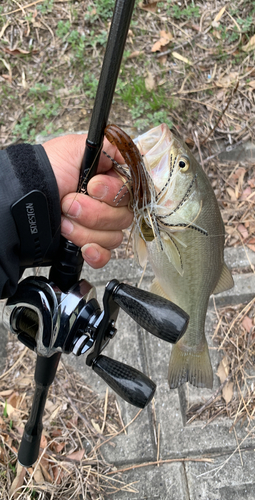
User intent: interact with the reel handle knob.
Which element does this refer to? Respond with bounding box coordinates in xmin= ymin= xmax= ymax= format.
xmin=92 ymin=355 xmax=156 ymax=408
xmin=113 ymin=283 xmax=189 ymax=344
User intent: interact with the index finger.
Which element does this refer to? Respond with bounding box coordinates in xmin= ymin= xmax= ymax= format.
xmin=97 ymin=137 xmax=124 ymax=173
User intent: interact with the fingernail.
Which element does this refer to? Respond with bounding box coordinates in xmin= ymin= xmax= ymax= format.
xmin=82 ymin=244 xmax=100 ymax=262
xmin=61 ymin=217 xmax=73 ymax=235
xmin=62 ymin=200 xmax=81 ymax=218
xmin=90 ymin=182 xmax=108 ymax=200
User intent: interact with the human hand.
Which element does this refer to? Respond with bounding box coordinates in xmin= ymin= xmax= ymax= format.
xmin=43 ymin=134 xmax=133 ymax=268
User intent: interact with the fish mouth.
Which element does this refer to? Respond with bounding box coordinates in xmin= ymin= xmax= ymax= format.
xmin=134 ymin=124 xmax=175 ymax=177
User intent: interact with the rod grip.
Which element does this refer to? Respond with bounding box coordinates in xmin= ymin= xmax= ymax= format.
xmin=18 ymin=353 xmax=61 ymax=467
xmin=92 ymin=355 xmax=156 ymax=408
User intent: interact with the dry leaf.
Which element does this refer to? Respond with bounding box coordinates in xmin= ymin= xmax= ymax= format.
xmin=91 ymin=419 xmax=101 ymax=433
xmin=222 ymin=381 xmax=234 ymax=404
xmin=242 ymin=34 xmax=255 ymax=52
xmin=217 ymin=356 xmax=229 ymax=384
xmin=240 ymin=186 xmax=255 ymax=201
xmin=216 ymin=72 xmax=239 ymax=87
xmin=40 ymin=463 xmax=53 ymax=483
xmin=172 ymin=52 xmax=193 ymax=65
xmin=66 ymin=449 xmax=85 ymax=461
xmin=0 ymin=389 xmax=14 ymax=397
xmin=51 ymin=428 xmax=63 ymax=438
xmin=242 ymin=316 xmax=253 ymax=333
xmin=0 ymin=401 xmax=18 ymax=418
xmin=8 ymin=392 xmax=21 ymax=409
xmin=226 ymin=186 xmax=236 ymax=201
xmin=160 ymin=30 xmax=173 ymax=41
xmin=158 ymin=54 xmax=167 ymax=64
xmin=240 ymin=186 xmax=252 ymax=200
xmin=248 ymin=80 xmax=255 ymax=89
xmin=127 ymin=50 xmax=143 ymax=59
xmin=52 ymin=441 xmax=65 ymax=453
xmin=237 ymin=224 xmax=249 ymax=240
xmin=230 ymin=167 xmax=246 ymax=181
xmin=40 ymin=434 xmax=48 ymax=449
xmin=145 ymin=71 xmax=156 ymax=91
xmin=3 ymin=47 xmax=30 ymax=56
xmin=152 ymin=37 xmax=170 ymax=52
xmin=212 ymin=6 xmax=226 ymax=27
xmin=9 ymin=463 xmax=26 ymax=497
xmin=247 ymin=243 xmax=255 ymax=252
xmin=0 ymin=447 xmax=6 ymax=464
xmin=139 ymin=0 xmax=158 ymax=13
xmin=16 ymin=376 xmax=33 ymax=387
xmin=33 ymin=465 xmax=45 ymax=484
xmin=0 ymin=416 xmax=5 ymax=427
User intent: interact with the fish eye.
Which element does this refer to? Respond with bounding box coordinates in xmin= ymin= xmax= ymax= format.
xmin=179 ymin=156 xmax=190 ymax=172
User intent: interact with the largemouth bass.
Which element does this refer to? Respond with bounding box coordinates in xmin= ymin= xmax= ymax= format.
xmin=105 ymin=123 xmax=234 ymax=389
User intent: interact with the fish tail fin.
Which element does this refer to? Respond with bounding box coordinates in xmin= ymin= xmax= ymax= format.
xmin=168 ymin=343 xmax=213 ymax=389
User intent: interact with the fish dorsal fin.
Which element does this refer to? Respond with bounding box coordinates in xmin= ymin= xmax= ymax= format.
xmin=213 ymin=263 xmax=234 ymax=295
xmin=150 ymin=279 xmax=171 ymax=300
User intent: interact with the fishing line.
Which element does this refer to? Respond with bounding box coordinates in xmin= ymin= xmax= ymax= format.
xmin=155 ymin=154 xmax=175 ymax=202
xmin=160 ymin=221 xmax=208 ymax=236
xmin=157 ymin=173 xmax=198 ymax=219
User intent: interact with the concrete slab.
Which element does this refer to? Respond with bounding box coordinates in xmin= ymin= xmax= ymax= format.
xmin=144 ymin=316 xmax=254 ymax=460
xmin=109 ymin=462 xmax=189 ymax=500
xmin=185 ymin=450 xmax=255 ymax=500
xmin=0 ymin=246 xmax=255 ymax=499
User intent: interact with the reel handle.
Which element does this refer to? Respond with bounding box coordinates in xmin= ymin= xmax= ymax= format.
xmin=113 ymin=282 xmax=189 ymax=344
xmin=92 ymin=355 xmax=156 ymax=408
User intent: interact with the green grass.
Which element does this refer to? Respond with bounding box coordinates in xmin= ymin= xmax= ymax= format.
xmin=13 ymin=102 xmax=61 ymax=141
xmin=115 ymin=74 xmax=176 ymax=130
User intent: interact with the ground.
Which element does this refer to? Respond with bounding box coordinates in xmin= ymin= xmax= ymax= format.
xmin=0 ymin=1 xmax=255 ymax=498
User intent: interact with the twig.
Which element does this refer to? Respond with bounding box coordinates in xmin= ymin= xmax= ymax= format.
xmin=201 ymin=82 xmax=239 ymax=145
xmin=156 ymin=423 xmax=160 ymax=466
xmin=211 ymin=425 xmax=255 ymax=477
xmin=218 ymin=297 xmax=255 ymax=350
xmin=101 ymin=388 xmax=108 ymax=434
xmin=106 ymin=456 xmax=214 ymax=475
xmin=93 ymin=409 xmax=143 ymax=452
xmin=3 ymin=0 xmax=68 ymax=15
xmin=0 ymin=347 xmax=28 ymax=381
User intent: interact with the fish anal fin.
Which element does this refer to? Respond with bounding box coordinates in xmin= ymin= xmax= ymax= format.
xmin=150 ymin=279 xmax=172 ymax=301
xmin=168 ymin=342 xmax=213 ymax=389
xmin=213 ymin=263 xmax=234 ymax=295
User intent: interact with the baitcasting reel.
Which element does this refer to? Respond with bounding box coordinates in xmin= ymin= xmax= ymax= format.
xmin=3 ymin=273 xmax=189 ymax=466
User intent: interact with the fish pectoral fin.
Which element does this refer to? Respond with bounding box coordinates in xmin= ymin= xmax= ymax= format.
xmin=134 ymin=232 xmax=148 ymax=268
xmin=150 ymin=279 xmax=172 ymax=300
xmin=212 ymin=263 xmax=234 ymax=295
xmin=168 ymin=342 xmax=213 ymax=389
xmin=162 ymin=233 xmax=184 ymax=276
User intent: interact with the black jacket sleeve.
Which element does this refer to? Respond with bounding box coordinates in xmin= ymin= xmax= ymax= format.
xmin=0 ymin=144 xmax=61 ymax=299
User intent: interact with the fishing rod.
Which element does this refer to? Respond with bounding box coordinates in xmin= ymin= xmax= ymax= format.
xmin=3 ymin=0 xmax=189 ymax=468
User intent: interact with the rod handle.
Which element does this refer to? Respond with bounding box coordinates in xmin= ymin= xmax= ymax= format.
xmin=18 ymin=353 xmax=61 ymax=467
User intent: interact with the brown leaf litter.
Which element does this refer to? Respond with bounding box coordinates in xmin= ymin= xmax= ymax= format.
xmin=0 ymin=338 xmax=136 ymax=499
xmin=187 ymin=299 xmax=255 ymax=428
